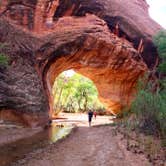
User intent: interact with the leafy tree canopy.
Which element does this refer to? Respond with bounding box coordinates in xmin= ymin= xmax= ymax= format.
xmin=153 ymin=30 xmax=166 ymax=74
xmin=52 ymin=71 xmax=105 ymax=114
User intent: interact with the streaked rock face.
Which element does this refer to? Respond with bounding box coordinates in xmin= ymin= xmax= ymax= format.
xmin=0 ymin=0 xmax=162 ymax=126
xmin=45 ymin=15 xmax=147 ymax=114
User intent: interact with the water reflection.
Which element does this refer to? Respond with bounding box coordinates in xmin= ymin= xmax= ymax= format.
xmin=0 ymin=122 xmax=74 ymax=166
xmin=49 ymin=123 xmax=73 ymax=143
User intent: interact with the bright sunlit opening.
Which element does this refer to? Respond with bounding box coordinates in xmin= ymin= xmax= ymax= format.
xmin=52 ymin=70 xmax=106 ymax=116
xmin=63 ymin=69 xmax=75 ymax=77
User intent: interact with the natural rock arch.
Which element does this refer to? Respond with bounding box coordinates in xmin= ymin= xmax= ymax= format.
xmin=44 ymin=16 xmax=147 ymax=116
xmin=0 ymin=0 xmax=162 ymax=127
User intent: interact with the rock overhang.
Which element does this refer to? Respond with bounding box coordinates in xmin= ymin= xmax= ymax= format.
xmin=0 ymin=0 xmax=162 ymax=126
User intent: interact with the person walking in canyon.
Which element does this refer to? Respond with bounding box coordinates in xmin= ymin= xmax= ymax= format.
xmin=88 ymin=110 xmax=93 ymax=127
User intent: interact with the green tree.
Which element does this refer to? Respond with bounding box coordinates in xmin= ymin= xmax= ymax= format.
xmin=129 ymin=30 xmax=166 ymax=138
xmin=52 ymin=71 xmax=105 ymax=114
xmin=73 ymin=78 xmax=97 ymax=112
xmin=153 ymin=30 xmax=166 ymax=90
xmin=52 ymin=73 xmax=69 ymax=114
xmin=153 ymin=30 xmax=166 ymax=74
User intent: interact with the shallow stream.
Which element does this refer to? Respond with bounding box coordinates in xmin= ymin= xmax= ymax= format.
xmin=0 ymin=122 xmax=74 ymax=166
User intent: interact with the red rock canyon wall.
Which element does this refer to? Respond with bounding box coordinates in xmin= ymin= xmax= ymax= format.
xmin=0 ymin=0 xmax=162 ymax=126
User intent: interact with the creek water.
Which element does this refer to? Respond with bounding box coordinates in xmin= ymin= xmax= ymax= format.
xmin=0 ymin=122 xmax=74 ymax=166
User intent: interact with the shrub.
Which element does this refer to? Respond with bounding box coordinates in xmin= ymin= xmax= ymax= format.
xmin=153 ymin=30 xmax=166 ymax=74
xmin=131 ymin=88 xmax=166 ymax=137
xmin=129 ymin=30 xmax=166 ymax=138
xmin=0 ymin=54 xmax=8 ymax=66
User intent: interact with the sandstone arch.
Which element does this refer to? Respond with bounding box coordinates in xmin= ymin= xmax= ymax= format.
xmin=0 ymin=0 xmax=162 ymax=126
xmin=44 ymin=15 xmax=147 ymax=116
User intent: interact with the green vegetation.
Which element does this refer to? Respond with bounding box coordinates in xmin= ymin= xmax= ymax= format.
xmin=52 ymin=71 xmax=105 ymax=115
xmin=0 ymin=44 xmax=9 ymax=66
xmin=131 ymin=83 xmax=166 ymax=137
xmin=126 ymin=30 xmax=166 ymax=140
xmin=0 ymin=54 xmax=8 ymax=66
xmin=118 ymin=31 xmax=166 ymax=162
xmin=154 ymin=30 xmax=166 ymax=75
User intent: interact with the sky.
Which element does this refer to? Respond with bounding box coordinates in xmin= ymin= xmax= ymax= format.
xmin=64 ymin=70 xmax=75 ymax=77
xmin=147 ymin=0 xmax=166 ymax=28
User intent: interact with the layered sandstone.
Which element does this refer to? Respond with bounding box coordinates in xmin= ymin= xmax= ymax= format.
xmin=45 ymin=15 xmax=147 ymax=114
xmin=0 ymin=0 xmax=162 ymax=126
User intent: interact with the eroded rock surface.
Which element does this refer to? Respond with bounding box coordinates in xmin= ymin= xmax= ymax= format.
xmin=0 ymin=0 xmax=162 ymax=126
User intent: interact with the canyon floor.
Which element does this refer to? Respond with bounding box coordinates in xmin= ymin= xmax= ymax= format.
xmin=7 ymin=113 xmax=151 ymax=166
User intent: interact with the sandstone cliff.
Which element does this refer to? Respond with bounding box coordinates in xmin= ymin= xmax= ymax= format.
xmin=0 ymin=0 xmax=162 ymax=126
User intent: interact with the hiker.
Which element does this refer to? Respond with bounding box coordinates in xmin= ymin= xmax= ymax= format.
xmin=88 ymin=110 xmax=93 ymax=127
